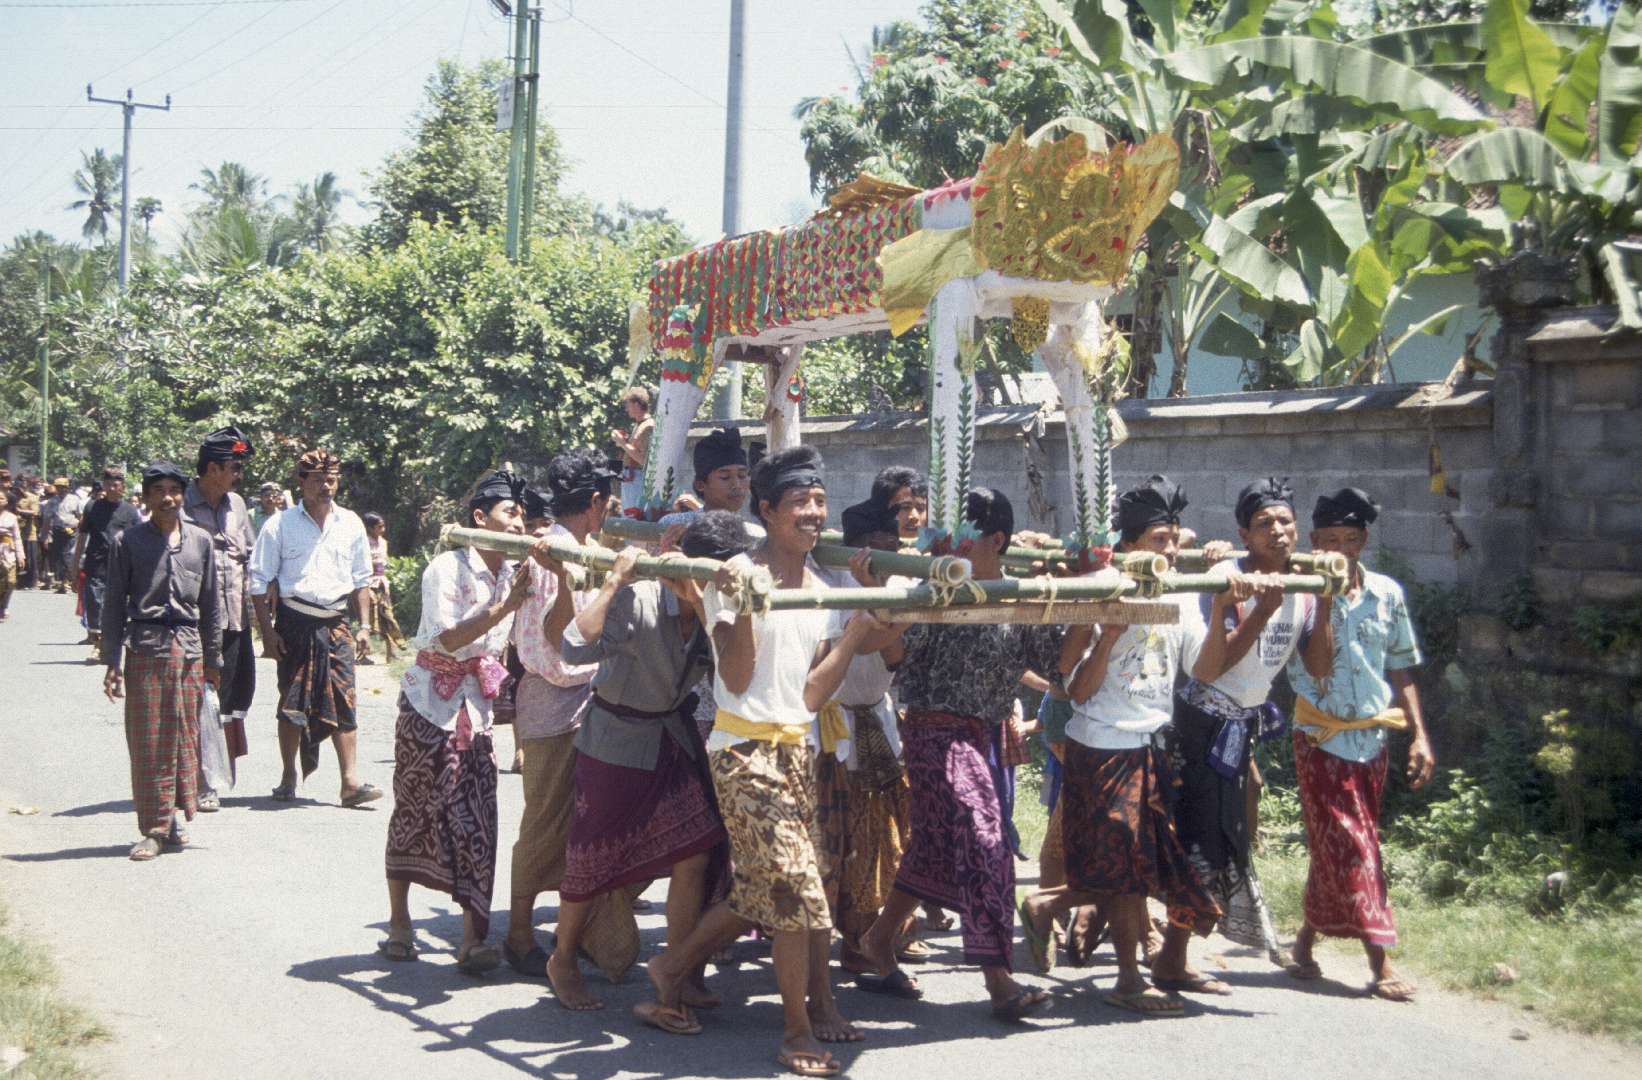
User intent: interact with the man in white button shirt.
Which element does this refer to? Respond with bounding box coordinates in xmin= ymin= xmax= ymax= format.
xmin=249 ymin=448 xmax=380 ymax=807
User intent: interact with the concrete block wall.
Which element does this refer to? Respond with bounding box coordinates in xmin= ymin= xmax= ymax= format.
xmin=697 ymin=382 xmax=1498 ymax=589
xmin=1527 ymin=316 xmax=1642 ymax=604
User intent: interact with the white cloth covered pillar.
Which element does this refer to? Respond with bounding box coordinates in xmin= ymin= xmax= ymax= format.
xmin=1037 ymin=298 xmax=1119 ymax=569
xmin=761 ymin=344 xmax=804 ymax=454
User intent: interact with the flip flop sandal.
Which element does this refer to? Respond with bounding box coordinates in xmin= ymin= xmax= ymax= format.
xmin=1104 ymin=989 xmax=1184 ymax=1016
xmin=923 ymin=909 xmax=955 ymax=932
xmin=1285 ymin=960 xmax=1324 ymax=981
xmin=270 ymin=782 xmax=297 ymax=802
xmin=855 ymin=970 xmax=922 ymax=1000
xmin=456 ymin=944 xmax=501 ymax=976
xmin=1371 ymin=978 xmax=1417 ymax=1002
xmin=198 ymin=793 xmax=221 ymax=812
xmin=378 ymin=936 xmax=419 ymax=962
xmin=632 ymin=1002 xmax=702 ymax=1036
xmin=341 ymin=783 xmax=383 ymax=808
xmin=128 ymin=837 xmax=162 ymax=862
xmin=1153 ymin=975 xmax=1232 ymax=996
xmin=504 ymin=941 xmax=550 ymax=977
xmin=776 ymin=1051 xmax=840 ymax=1078
xmin=991 ymin=987 xmax=1051 ymax=1021
xmin=894 ymin=938 xmax=933 ymax=962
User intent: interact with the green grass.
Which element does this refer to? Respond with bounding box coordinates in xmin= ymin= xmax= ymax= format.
xmin=1255 ymin=845 xmax=1642 ymax=1043
xmin=0 ymin=902 xmax=106 ymax=1079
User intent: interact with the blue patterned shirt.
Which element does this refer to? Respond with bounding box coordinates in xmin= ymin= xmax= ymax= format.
xmin=1287 ymin=568 xmax=1421 ymax=762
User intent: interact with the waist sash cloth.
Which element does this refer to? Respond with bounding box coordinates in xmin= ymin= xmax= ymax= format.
xmin=1060 ymin=738 xmax=1222 ymax=936
xmin=1295 ymin=696 xmax=1407 ymax=745
xmin=124 ymin=638 xmax=203 ymax=838
xmin=1292 ymin=727 xmax=1397 ymax=946
xmin=895 ymin=709 xmax=1016 ymax=970
xmin=384 ymin=696 xmax=499 ymax=938
xmin=274 ymin=600 xmax=356 ymax=778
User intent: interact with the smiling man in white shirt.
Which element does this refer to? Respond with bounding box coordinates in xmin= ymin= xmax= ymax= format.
xmin=248 ymin=447 xmax=379 ymax=807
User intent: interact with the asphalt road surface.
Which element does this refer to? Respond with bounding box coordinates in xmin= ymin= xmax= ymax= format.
xmin=2 ymin=588 xmax=1638 ymax=1080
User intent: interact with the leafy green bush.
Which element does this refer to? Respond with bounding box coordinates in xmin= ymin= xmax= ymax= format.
xmin=386 ymin=548 xmax=432 ymax=637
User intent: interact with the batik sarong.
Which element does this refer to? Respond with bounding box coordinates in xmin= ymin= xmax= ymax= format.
xmin=1292 ymin=729 xmax=1396 ymax=946
xmin=1060 ymin=739 xmax=1221 ymax=936
xmin=1174 ymin=681 xmax=1284 ymax=958
xmin=837 ymin=706 xmax=910 ymax=952
xmin=895 ymin=709 xmax=1015 ymax=969
xmin=274 ymin=603 xmax=356 ymax=777
xmin=510 ymin=730 xmax=577 ymax=903
xmin=124 ymin=640 xmax=203 ymax=837
xmin=562 ymin=732 xmax=724 ymax=900
xmin=384 ymin=698 xmax=498 ymax=937
xmin=710 ymin=739 xmax=830 ymax=933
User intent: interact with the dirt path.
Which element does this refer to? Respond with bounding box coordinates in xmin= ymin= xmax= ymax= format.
xmin=2 ymin=588 xmax=1638 ymax=1079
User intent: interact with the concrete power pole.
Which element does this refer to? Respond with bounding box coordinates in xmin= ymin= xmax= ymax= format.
xmin=712 ymin=0 xmax=746 ymax=420
xmin=85 ymin=86 xmax=170 ymax=291
xmin=500 ymin=1 xmax=529 ymax=260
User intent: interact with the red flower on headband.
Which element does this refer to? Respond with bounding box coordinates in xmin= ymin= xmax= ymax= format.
xmin=231 ymin=441 xmax=248 ymax=454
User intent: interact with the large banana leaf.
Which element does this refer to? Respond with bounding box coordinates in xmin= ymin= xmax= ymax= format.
xmin=1166 ymin=191 xmax=1311 ymax=306
xmin=1282 ymin=317 xmax=1337 ymax=380
xmin=1445 ymin=127 xmax=1635 ymax=203
xmin=1330 ymin=242 xmax=1394 ymax=360
xmin=1160 ymin=38 xmax=1487 ymax=131
xmin=1037 ymin=0 xmax=1154 ymax=71
xmin=1483 ymin=0 xmax=1563 ymax=113
xmin=1352 ymin=20 xmax=1593 ymax=69
xmin=1197 ymin=311 xmax=1266 ymax=359
xmin=1599 ymin=1 xmax=1642 ymax=166
xmin=1229 ymin=95 xmax=1390 ymax=142
xmin=1544 ymin=35 xmax=1603 ymax=160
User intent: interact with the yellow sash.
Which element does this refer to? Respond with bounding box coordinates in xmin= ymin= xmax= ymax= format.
xmin=817 ymin=701 xmax=850 ymax=755
xmin=1295 ymin=695 xmax=1408 ymax=746
xmin=714 ymin=708 xmax=810 ymax=746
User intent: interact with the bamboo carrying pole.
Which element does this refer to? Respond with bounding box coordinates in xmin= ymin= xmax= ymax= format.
xmin=762 ymin=570 xmax=1336 ymax=612
xmin=1005 ymin=543 xmax=1345 ymax=577
xmin=438 ymin=525 xmax=774 ymax=600
xmin=600 ymin=516 xmax=972 ymax=586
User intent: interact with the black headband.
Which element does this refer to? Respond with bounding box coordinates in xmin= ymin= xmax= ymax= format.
xmin=549 ymin=460 xmax=621 ymax=505
xmin=1118 ymin=474 xmax=1187 ymax=535
xmin=1235 ymin=476 xmax=1295 ymax=528
xmin=841 ymin=498 xmax=898 ymax=546
xmin=200 ymin=424 xmax=254 ymax=463
xmin=470 ymin=470 xmax=528 ymax=511
xmin=1312 ymin=487 xmax=1379 ymax=529
xmin=694 ymin=427 xmax=747 ymax=479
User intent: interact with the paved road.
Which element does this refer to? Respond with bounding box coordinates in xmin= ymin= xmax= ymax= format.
xmin=2 ymin=587 xmax=1639 ymax=1080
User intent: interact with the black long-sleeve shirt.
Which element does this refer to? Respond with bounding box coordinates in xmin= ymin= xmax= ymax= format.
xmin=100 ymin=519 xmax=223 ymax=670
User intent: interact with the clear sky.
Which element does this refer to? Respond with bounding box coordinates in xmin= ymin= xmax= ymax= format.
xmin=0 ymin=0 xmax=927 ymax=250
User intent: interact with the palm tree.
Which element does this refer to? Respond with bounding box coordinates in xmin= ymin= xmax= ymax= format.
xmin=132 ymin=196 xmax=163 ymax=240
xmin=286 ymin=171 xmax=350 ymax=253
xmin=191 ymin=161 xmax=268 ymax=215
xmin=67 ymin=149 xmax=121 ymax=241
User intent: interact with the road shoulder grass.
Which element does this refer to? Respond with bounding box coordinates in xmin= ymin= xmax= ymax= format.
xmin=0 ymin=900 xmax=106 ymax=1079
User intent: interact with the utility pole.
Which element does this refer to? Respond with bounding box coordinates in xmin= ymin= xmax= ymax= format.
xmin=519 ymin=6 xmax=542 ymax=259
xmin=712 ymin=0 xmax=746 ymax=420
xmin=85 ymin=85 xmax=170 ymax=291
xmin=499 ymin=1 xmax=529 ymax=260
xmin=37 ymin=258 xmax=49 ymax=479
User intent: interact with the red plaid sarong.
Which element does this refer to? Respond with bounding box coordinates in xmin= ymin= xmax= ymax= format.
xmin=1292 ymin=730 xmax=1397 ymax=946
xmin=124 ymin=640 xmax=203 ymax=837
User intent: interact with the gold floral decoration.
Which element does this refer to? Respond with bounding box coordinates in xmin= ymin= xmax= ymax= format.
xmin=970 ymin=128 xmax=1180 ymax=287
xmin=1010 ymin=296 xmax=1050 ymax=352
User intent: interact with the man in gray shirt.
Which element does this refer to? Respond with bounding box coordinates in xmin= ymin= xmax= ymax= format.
xmin=543 ymin=516 xmax=736 ymax=1021
xmin=182 ymin=425 xmax=258 ymax=809
xmin=101 ymin=461 xmax=223 ymax=862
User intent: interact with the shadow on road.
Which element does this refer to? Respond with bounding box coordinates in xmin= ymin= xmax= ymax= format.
xmin=4 ymin=844 xmax=132 ymax=862
xmin=54 ymin=799 xmax=134 ymax=818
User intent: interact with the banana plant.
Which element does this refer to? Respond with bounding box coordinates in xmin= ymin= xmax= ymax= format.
xmin=1041 ymin=0 xmax=1497 ymax=389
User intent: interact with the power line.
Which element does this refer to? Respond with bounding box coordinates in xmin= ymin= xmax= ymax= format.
xmin=127 ymin=2 xmax=285 ymax=89
xmin=0 ymin=2 xmax=310 ymax=8
xmin=169 ymin=0 xmax=351 ymax=93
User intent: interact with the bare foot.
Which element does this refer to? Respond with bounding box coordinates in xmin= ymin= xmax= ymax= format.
xmin=647 ymin=950 xmax=687 ymax=1011
xmin=807 ymin=1002 xmax=864 ymax=1043
xmin=859 ymin=918 xmax=901 ymax=980
xmin=778 ymin=1035 xmax=839 ymax=1077
xmin=547 ymin=951 xmax=603 ymax=1011
xmin=681 ymin=977 xmax=721 ymax=1009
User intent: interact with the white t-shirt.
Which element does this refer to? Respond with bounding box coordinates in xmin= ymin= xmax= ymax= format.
xmin=1203 ymin=556 xmax=1308 ymax=708
xmin=1066 ymin=593 xmax=1207 ymax=750
xmin=702 ymin=552 xmax=844 ymax=751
